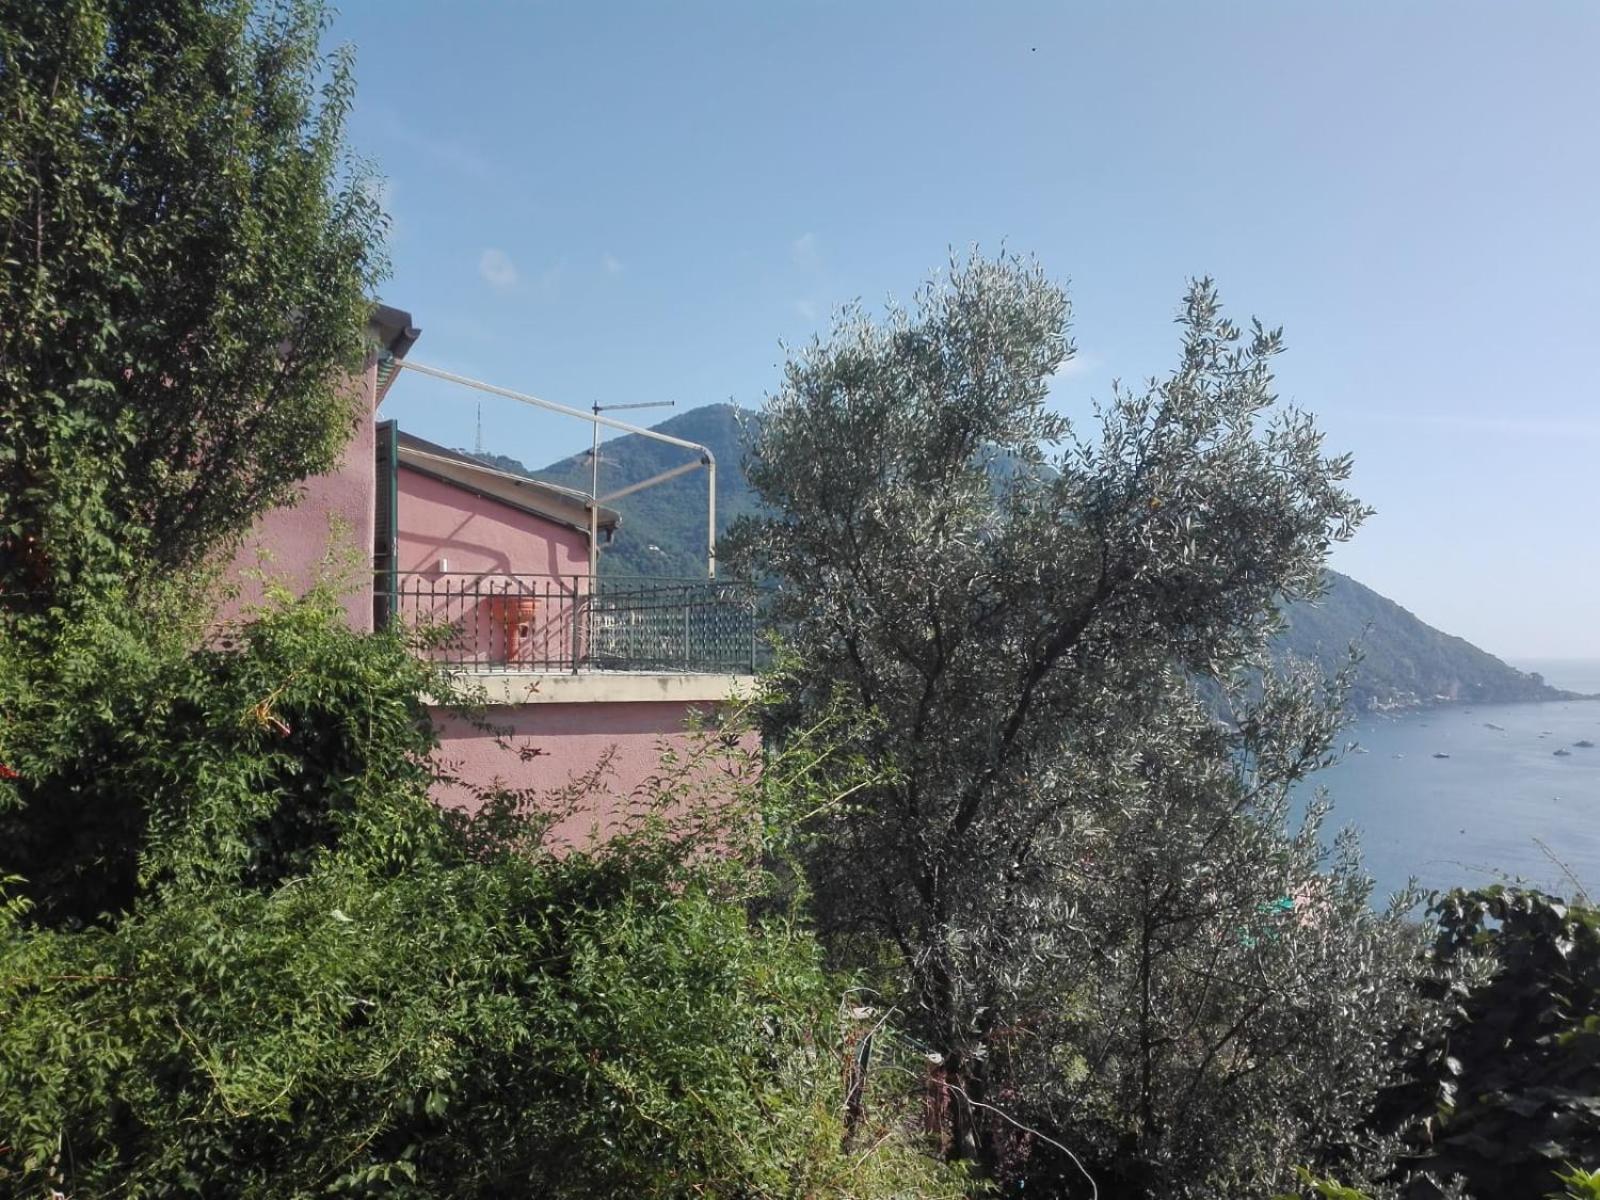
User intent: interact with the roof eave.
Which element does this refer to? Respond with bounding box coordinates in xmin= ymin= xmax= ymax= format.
xmin=396 ymin=448 xmax=622 ymax=536
xmin=370 ymin=304 xmax=421 ymax=402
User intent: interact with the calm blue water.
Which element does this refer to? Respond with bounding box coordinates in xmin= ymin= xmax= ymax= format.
xmin=1310 ymin=689 xmax=1600 ymax=903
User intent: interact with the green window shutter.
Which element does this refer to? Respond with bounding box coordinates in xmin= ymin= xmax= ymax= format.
xmin=374 ymin=420 xmax=399 ymax=628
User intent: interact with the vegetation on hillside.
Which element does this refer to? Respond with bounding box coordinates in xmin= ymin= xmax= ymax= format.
xmin=532 ymin=403 xmax=760 ymax=578
xmin=1279 ymin=571 xmax=1577 ymax=709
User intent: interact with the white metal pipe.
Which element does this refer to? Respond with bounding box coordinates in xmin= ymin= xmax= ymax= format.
xmin=395 ymin=358 xmax=719 ymax=580
xmin=589 ymin=413 xmax=601 ymax=579
xmin=707 ymin=458 xmax=717 ymax=579
xmin=397 ymin=360 xmax=708 ymax=452
xmin=600 ymin=458 xmax=705 ymax=504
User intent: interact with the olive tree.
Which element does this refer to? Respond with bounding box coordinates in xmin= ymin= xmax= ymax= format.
xmin=989 ymin=664 xmax=1430 ymax=1196
xmin=0 ymin=0 xmax=385 ymax=608
xmin=733 ymin=254 xmax=1415 ymax=1188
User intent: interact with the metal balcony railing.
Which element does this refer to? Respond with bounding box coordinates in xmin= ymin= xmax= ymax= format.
xmin=377 ymin=573 xmax=765 ymax=675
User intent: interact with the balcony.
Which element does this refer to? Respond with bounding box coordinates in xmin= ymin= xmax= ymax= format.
xmin=377 ymin=573 xmax=764 ymax=677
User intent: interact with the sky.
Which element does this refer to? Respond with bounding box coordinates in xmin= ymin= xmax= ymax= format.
xmin=330 ymin=1 xmax=1600 ymax=660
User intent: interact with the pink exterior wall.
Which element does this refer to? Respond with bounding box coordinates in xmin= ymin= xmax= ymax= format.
xmin=214 ymin=385 xmax=759 ymax=845
xmin=395 ymin=466 xmax=593 ymax=668
xmin=396 ymin=464 xmax=589 ymax=577
xmin=218 ymin=362 xmax=378 ymax=630
xmin=429 ymin=700 xmax=757 ymax=847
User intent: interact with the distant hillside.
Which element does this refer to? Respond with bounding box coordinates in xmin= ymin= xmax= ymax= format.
xmin=533 ymin=404 xmax=758 ymax=578
xmin=462 ymin=404 xmax=1578 ymax=711
xmin=1278 ymin=572 xmax=1578 ymax=710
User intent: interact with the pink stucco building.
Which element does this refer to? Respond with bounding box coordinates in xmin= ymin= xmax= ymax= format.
xmin=222 ymin=306 xmax=419 ymax=631
xmin=227 ymin=306 xmax=758 ymax=840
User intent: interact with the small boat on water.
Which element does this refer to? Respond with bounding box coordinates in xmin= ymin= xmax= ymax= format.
xmin=1432 ymin=752 xmax=1451 ymax=760
xmin=1554 ymin=748 xmax=1573 ymax=757
xmin=1484 ymin=722 xmax=1506 ymax=731
xmin=1575 ymin=739 xmax=1596 ymax=749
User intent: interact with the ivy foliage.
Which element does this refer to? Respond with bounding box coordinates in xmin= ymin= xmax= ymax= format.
xmin=0 ymin=0 xmax=386 ymax=607
xmin=1379 ymin=887 xmax=1600 ymax=1200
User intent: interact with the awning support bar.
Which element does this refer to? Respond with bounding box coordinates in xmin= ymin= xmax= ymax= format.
xmin=394 ymin=359 xmax=718 ymax=579
xmin=600 ymin=457 xmax=706 ymax=505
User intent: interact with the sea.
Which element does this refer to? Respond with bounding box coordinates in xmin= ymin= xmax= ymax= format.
xmin=1304 ymin=659 xmax=1600 ymax=904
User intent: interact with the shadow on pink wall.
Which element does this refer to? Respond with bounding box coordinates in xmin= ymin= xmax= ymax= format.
xmin=396 ymin=466 xmax=587 ymax=579
xmin=215 ymin=362 xmax=378 ymax=630
xmin=429 ymin=700 xmax=759 ymax=847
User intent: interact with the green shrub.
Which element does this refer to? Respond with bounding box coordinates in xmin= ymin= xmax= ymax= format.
xmin=0 ymin=848 xmax=960 ymax=1197
xmin=1377 ymin=887 xmax=1600 ymax=1200
xmin=0 ymin=586 xmax=446 ymax=926
xmin=0 ymin=596 xmax=959 ymax=1198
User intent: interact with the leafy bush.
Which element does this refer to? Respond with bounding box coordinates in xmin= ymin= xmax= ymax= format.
xmin=1378 ymin=887 xmax=1600 ymax=1200
xmin=1551 ymin=1167 xmax=1600 ymax=1200
xmin=0 ymin=595 xmax=959 ymax=1198
xmin=0 ymin=586 xmax=446 ymax=926
xmin=0 ymin=0 xmax=384 ymax=608
xmin=0 ymin=848 xmax=960 ymax=1196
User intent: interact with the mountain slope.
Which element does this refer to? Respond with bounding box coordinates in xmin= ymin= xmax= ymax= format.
xmin=461 ymin=404 xmax=1574 ymax=711
xmin=532 ymin=404 xmax=757 ymax=578
xmin=1278 ymin=572 xmax=1576 ymax=709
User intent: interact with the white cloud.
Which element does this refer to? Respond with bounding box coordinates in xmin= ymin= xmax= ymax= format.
xmin=478 ymin=248 xmax=518 ymax=291
xmin=791 ymin=232 xmax=820 ymax=269
xmin=1049 ymin=352 xmax=1100 ymax=383
xmin=601 ymin=253 xmax=624 ymax=276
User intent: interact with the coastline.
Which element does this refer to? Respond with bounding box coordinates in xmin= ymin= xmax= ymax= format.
xmin=1362 ymin=690 xmax=1600 ymax=717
